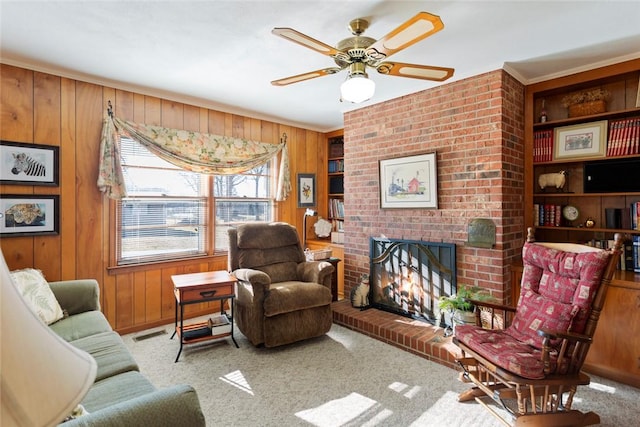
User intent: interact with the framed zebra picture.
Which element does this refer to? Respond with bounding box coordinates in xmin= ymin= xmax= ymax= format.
xmin=0 ymin=194 xmax=59 ymax=237
xmin=0 ymin=141 xmax=59 ymax=186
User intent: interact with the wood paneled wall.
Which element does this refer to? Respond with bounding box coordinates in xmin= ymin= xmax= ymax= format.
xmin=0 ymin=64 xmax=327 ymax=334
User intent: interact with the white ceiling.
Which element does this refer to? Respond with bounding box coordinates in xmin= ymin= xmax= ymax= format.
xmin=1 ymin=1 xmax=640 ymax=133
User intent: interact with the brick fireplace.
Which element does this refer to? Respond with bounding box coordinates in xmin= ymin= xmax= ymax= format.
xmin=369 ymin=236 xmax=456 ymax=324
xmin=341 ymin=69 xmax=526 ymax=307
xmin=332 ymin=301 xmax=462 ymax=369
xmin=333 ymin=237 xmax=461 ymax=369
xmin=333 ymin=69 xmax=526 ymax=368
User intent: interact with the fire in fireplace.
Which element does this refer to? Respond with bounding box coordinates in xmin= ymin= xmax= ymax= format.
xmin=369 ymin=237 xmax=456 ymax=325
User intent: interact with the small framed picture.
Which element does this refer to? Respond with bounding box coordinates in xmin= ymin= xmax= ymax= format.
xmin=0 ymin=194 xmax=60 ymax=237
xmin=0 ymin=141 xmax=59 ymax=186
xmin=379 ymin=152 xmax=438 ymax=209
xmin=553 ymin=120 xmax=607 ymax=161
xmin=297 ymin=173 xmax=316 ymax=208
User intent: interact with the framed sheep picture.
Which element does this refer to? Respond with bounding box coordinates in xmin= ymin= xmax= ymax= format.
xmin=0 ymin=140 xmax=59 ymax=186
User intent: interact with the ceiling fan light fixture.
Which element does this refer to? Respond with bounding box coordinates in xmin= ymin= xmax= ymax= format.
xmin=341 ymin=74 xmax=375 ymax=103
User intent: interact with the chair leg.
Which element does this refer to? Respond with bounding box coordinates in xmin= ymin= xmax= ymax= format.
xmin=458 ymin=387 xmax=487 ymax=402
xmin=514 ymin=410 xmax=600 ymax=427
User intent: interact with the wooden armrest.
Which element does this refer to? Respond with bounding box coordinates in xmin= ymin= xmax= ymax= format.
xmin=537 ymin=328 xmax=592 ymax=344
xmin=467 ymin=298 xmax=516 ymax=313
xmin=538 ymin=328 xmax=593 ymax=375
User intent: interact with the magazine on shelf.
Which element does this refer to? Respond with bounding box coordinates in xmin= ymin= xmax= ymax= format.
xmin=208 ymin=313 xmax=232 ymax=336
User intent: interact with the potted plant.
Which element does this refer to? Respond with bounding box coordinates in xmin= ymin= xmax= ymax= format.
xmin=438 ymin=285 xmax=492 ymax=329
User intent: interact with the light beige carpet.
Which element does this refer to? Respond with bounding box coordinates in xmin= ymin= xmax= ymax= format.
xmin=123 ymin=320 xmax=639 ymax=426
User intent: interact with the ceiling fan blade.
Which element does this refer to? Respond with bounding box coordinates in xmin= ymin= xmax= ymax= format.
xmin=376 ymin=62 xmax=454 ymax=82
xmin=272 ymin=27 xmax=343 ymax=57
xmin=271 ymin=68 xmax=342 ymax=86
xmin=366 ymin=12 xmax=445 ymax=60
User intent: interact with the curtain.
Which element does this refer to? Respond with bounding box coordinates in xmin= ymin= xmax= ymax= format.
xmin=97 ymin=115 xmax=291 ymax=201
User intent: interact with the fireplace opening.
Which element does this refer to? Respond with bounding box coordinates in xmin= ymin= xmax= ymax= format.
xmin=369 ymin=237 xmax=457 ymax=325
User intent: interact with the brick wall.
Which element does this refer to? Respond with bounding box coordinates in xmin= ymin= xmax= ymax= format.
xmin=342 ymin=69 xmax=525 ymax=304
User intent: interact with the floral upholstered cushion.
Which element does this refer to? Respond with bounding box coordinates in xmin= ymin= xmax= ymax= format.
xmin=455 ymin=241 xmax=612 ymax=379
xmin=507 ymin=242 xmax=611 ymax=348
xmin=10 ymin=268 xmax=64 ymax=325
xmin=505 ymin=287 xmax=576 ymax=349
xmin=455 ymin=324 xmax=556 ymax=379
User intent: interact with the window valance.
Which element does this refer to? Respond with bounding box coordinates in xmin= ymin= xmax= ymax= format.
xmin=97 ymin=115 xmax=291 ymax=201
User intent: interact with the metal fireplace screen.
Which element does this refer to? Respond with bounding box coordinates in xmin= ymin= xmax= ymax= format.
xmin=369 ymin=237 xmax=456 ymax=324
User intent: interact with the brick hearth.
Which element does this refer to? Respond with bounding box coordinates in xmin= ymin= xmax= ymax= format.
xmin=332 ymin=300 xmax=462 ymax=370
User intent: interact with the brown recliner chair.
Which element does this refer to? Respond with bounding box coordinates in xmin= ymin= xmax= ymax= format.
xmin=227 ymin=222 xmax=334 ymax=347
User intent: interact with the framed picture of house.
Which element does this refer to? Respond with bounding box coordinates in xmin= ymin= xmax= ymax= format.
xmin=0 ymin=194 xmax=60 ymax=237
xmin=297 ymin=173 xmax=316 ymax=208
xmin=379 ymin=152 xmax=438 ymax=209
xmin=0 ymin=141 xmax=59 ymax=186
xmin=553 ymin=120 xmax=607 ymax=161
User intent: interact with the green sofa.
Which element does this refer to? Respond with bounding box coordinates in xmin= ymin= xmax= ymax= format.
xmin=48 ymin=279 xmax=205 ymax=426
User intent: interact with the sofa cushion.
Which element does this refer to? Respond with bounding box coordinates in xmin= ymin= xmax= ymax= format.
xmin=263 ymin=281 xmax=332 ymax=317
xmin=80 ymin=371 xmax=156 ymax=412
xmin=50 ymin=310 xmax=113 ymax=342
xmin=10 ymin=268 xmax=64 ymax=325
xmin=70 ymin=331 xmax=139 ymax=381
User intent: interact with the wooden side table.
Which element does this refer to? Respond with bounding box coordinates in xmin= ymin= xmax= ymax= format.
xmin=170 ymin=271 xmax=238 ymax=362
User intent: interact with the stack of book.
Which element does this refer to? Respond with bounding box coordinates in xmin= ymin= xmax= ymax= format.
xmin=607 ymin=117 xmax=640 ymax=157
xmin=533 ymin=204 xmax=561 ymax=227
xmin=208 ymin=313 xmax=232 ymax=337
xmin=585 ymin=238 xmax=639 ymax=273
xmin=533 ymin=129 xmax=554 ymax=163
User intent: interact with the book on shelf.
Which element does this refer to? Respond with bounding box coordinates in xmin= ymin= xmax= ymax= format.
xmin=623 ymin=238 xmax=635 ymax=271
xmin=329 ymin=141 xmax=344 ymax=158
xmin=329 ymin=198 xmax=344 ymax=219
xmin=328 ymin=159 xmax=344 ymax=173
xmin=533 ymin=204 xmax=564 ymax=227
xmin=182 ymin=326 xmax=211 ymax=341
xmin=208 ymin=313 xmax=232 ymax=336
xmin=631 ymin=201 xmax=640 ymax=231
xmin=331 ymin=231 xmax=344 ymax=244
xmin=533 ymin=129 xmax=553 ymax=163
xmin=633 ymin=235 xmax=640 ymax=273
xmin=607 ymin=116 xmax=640 ymax=157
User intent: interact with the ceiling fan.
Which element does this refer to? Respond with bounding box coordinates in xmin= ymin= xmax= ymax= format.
xmin=271 ymin=11 xmax=455 ymax=103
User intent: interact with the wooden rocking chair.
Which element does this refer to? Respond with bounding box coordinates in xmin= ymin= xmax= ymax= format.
xmin=454 ymin=227 xmax=624 ymax=427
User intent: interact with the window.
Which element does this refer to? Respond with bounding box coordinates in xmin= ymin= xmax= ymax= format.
xmin=214 ymin=163 xmax=273 ymax=251
xmin=116 ymin=137 xmax=207 ymax=264
xmin=116 ymin=137 xmax=273 ymax=264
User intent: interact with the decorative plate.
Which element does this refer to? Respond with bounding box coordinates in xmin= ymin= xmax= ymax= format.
xmin=314 ymin=218 xmax=332 ymax=238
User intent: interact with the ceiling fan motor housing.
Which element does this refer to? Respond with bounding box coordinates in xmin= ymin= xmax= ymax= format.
xmin=334 ymin=36 xmax=376 ymax=68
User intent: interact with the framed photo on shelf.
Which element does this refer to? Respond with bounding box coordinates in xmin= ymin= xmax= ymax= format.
xmin=553 ymin=120 xmax=607 ymax=161
xmin=379 ymin=152 xmax=438 ymax=209
xmin=0 ymin=140 xmax=59 ymax=186
xmin=297 ymin=173 xmax=316 ymax=208
xmin=0 ymin=194 xmax=60 ymax=237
